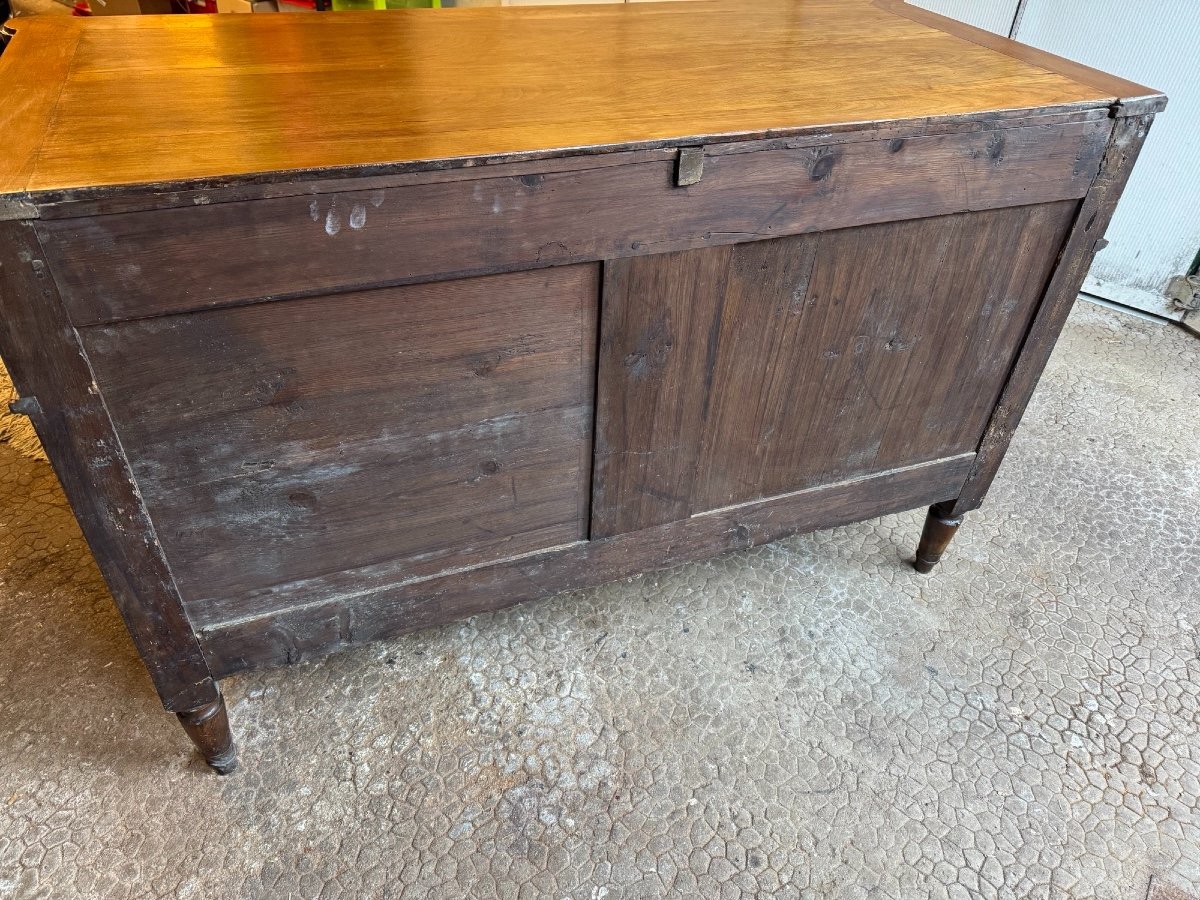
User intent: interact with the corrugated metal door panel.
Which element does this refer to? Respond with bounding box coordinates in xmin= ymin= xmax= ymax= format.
xmin=1014 ymin=0 xmax=1200 ymax=320
xmin=908 ymin=0 xmax=1019 ymax=36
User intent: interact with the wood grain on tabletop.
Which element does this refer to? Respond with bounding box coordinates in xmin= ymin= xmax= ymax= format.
xmin=0 ymin=0 xmax=1151 ymax=198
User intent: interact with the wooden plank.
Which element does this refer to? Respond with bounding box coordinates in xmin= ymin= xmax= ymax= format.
xmin=590 ymin=249 xmax=732 ymax=537
xmin=695 ymin=202 xmax=1078 ymax=509
xmin=592 ymin=202 xmax=1078 ymax=535
xmin=0 ymin=221 xmax=215 ymax=713
xmin=80 ymin=266 xmax=600 ymax=609
xmin=33 ymin=147 xmax=679 ymax=220
xmin=39 ymin=119 xmax=1110 ymax=326
xmin=947 ymin=112 xmax=1158 ymax=516
xmin=699 ymin=106 xmax=1110 ymax=158
xmin=196 ymin=453 xmax=977 ymax=674
xmin=0 ymin=0 xmax=1135 ymax=202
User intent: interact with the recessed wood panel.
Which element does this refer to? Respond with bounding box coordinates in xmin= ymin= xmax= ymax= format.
xmin=592 ymin=201 xmax=1077 ymax=536
xmin=81 ymin=265 xmax=599 ymax=613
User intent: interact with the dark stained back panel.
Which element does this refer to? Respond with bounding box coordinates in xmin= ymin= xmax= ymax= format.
xmin=81 ymin=265 xmax=599 ymax=618
xmin=592 ymin=201 xmax=1078 ymax=537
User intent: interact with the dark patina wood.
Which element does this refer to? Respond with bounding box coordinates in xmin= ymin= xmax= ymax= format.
xmin=176 ymin=691 xmax=238 ymax=776
xmin=946 ymin=111 xmax=1157 ymax=518
xmin=0 ymin=222 xmax=232 ymax=771
xmin=591 ymin=202 xmax=1077 ymax=537
xmin=80 ymin=266 xmax=599 ymax=609
xmin=38 ymin=120 xmax=1107 ymax=327
xmin=0 ymin=222 xmax=215 ymax=712
xmin=913 ymin=502 xmax=966 ymax=574
xmin=29 ymin=107 xmax=1111 ymax=221
xmin=0 ymin=2 xmax=1163 ymax=771
xmin=199 ymin=454 xmax=977 ymax=676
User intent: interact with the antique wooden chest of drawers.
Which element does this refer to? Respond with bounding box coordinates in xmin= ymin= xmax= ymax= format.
xmin=0 ymin=1 xmax=1163 ymax=772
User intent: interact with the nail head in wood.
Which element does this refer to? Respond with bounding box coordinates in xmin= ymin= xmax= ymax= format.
xmin=676 ymin=147 xmax=705 ymax=187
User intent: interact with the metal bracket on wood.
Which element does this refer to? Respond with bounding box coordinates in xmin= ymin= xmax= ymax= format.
xmin=8 ymin=396 xmax=42 ymax=417
xmin=676 ymin=147 xmax=705 ymax=187
xmin=0 ymin=197 xmax=39 ymax=222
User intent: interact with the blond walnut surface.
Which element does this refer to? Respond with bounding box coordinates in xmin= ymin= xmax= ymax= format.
xmin=0 ymin=0 xmax=1160 ymax=201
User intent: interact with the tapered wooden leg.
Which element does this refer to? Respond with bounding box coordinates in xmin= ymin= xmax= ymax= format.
xmin=176 ymin=689 xmax=238 ymax=775
xmin=913 ymin=501 xmax=964 ymax=574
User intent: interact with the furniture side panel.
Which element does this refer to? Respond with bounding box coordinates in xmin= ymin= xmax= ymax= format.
xmin=80 ymin=266 xmax=600 ymax=619
xmin=948 ymin=112 xmax=1158 ymax=514
xmin=590 ymin=249 xmax=732 ymax=537
xmin=0 ymin=221 xmax=215 ymax=712
xmin=38 ymin=119 xmax=1109 ymax=326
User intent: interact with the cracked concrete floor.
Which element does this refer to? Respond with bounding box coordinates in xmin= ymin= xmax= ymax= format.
xmin=0 ymin=302 xmax=1197 ymax=900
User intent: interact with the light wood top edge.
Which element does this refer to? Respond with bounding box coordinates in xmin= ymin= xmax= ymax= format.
xmin=879 ymin=0 xmax=1166 ymax=113
xmin=22 ymin=104 xmax=1109 ymax=214
xmin=0 ymin=1 xmax=1145 ymax=209
xmin=0 ymin=17 xmax=84 ymax=208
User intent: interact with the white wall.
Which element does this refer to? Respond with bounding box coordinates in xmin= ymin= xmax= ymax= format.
xmin=1016 ymin=0 xmax=1200 ymax=320
xmin=909 ymin=0 xmax=1198 ymax=321
xmin=908 ymin=0 xmax=1018 ymax=36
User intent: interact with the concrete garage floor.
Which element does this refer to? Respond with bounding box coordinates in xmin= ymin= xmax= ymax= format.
xmin=0 ymin=302 xmax=1197 ymax=900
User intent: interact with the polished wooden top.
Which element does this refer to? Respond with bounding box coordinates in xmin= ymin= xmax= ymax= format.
xmin=0 ymin=0 xmax=1162 ymax=201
